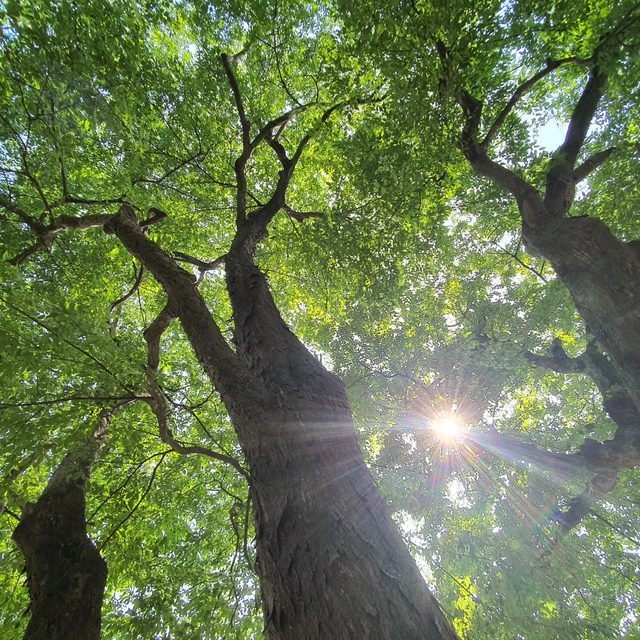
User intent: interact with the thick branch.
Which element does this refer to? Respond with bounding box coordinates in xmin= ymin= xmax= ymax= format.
xmin=552 ymin=471 xmax=618 ymax=533
xmin=472 ymin=425 xmax=637 ymax=523
xmin=8 ymin=208 xmax=164 ymax=265
xmin=282 ymin=204 xmax=324 ymax=222
xmin=0 ymin=193 xmax=41 ymax=228
xmin=48 ymin=194 xmax=128 ymax=210
xmin=463 ymin=141 xmax=544 ymax=218
xmin=544 ymin=68 xmax=608 ymax=215
xmin=523 ymin=336 xmax=640 ymax=530
xmin=524 ymin=338 xmax=586 ymax=375
xmin=458 ymin=90 xmax=483 ymax=146
xmin=222 ymin=52 xmax=252 ymax=224
xmin=143 ymin=303 xmax=176 ymax=370
xmin=173 ymin=251 xmax=226 ymax=273
xmin=265 ymin=132 xmax=291 ymax=167
xmin=482 ymin=57 xmax=591 ymax=149
xmin=469 ymin=420 xmax=640 ymax=532
xmin=526 ymin=337 xmax=631 ymax=412
xmin=244 ymin=99 xmax=359 ymax=246
xmin=104 ymin=205 xmax=263 ymax=409
xmin=250 ymin=103 xmax=312 ymax=154
xmin=559 ymin=69 xmax=608 ymax=166
xmin=231 ymin=102 xmax=312 ymax=225
xmin=457 ymin=91 xmax=545 ymax=219
xmin=8 ymin=240 xmax=49 ymax=266
xmin=8 ymin=212 xmax=108 ymax=264
xmin=222 ymin=43 xmax=373 ymax=236
xmin=469 ymin=431 xmax=585 ymax=480
xmin=221 ymin=53 xmax=251 ymax=148
xmin=221 ymin=54 xmax=314 ymax=225
xmin=573 ymin=147 xmax=616 ymax=182
xmin=45 ymin=406 xmax=118 ymax=494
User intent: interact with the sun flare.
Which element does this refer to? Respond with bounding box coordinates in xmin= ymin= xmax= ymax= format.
xmin=431 ymin=414 xmax=465 ymax=443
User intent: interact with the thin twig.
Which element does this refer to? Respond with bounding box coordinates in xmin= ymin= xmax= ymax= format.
xmin=110 ymin=262 xmax=145 ymax=311
xmin=97 ymin=452 xmax=167 ymax=550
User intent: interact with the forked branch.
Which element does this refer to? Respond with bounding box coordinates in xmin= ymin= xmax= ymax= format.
xmin=221 ymin=51 xmax=312 ymax=224
xmin=6 ymin=207 xmax=165 ymax=265
xmin=105 ymin=205 xmax=261 ymax=407
xmin=222 ymin=48 xmax=379 ymax=234
xmin=481 ymin=56 xmax=591 ymax=149
xmin=523 ymin=336 xmax=640 ymax=531
xmin=436 ymin=37 xmax=544 ymax=210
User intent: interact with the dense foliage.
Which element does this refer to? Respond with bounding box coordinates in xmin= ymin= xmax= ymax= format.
xmin=1 ymin=1 xmax=639 ymax=638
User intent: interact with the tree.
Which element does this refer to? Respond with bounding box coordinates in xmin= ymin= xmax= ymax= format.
xmin=12 ymin=409 xmax=113 ymax=640
xmin=438 ymin=1 xmax=640 ymax=529
xmin=0 ymin=2 xmax=456 ymax=638
xmin=335 ymin=1 xmax=640 ymax=634
xmin=1 ymin=1 xmax=640 ymax=639
xmin=340 ymin=0 xmax=640 ymax=522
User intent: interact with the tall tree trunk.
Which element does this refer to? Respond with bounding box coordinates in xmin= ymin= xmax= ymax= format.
xmin=249 ymin=400 xmax=455 ymax=639
xmin=522 ymin=215 xmax=640 ymax=413
xmin=12 ymin=411 xmax=111 ymax=640
xmin=108 ymin=208 xmax=458 ymax=640
xmin=227 ymin=240 xmax=455 ymax=637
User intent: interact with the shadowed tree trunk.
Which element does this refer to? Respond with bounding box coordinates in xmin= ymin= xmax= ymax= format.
xmin=12 ymin=410 xmax=112 ymax=640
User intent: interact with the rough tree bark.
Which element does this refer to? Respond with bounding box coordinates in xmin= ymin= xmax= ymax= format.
xmin=12 ymin=409 xmax=112 ymax=640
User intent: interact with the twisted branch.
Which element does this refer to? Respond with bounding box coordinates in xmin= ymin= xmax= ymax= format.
xmin=143 ymin=304 xmax=248 ymax=479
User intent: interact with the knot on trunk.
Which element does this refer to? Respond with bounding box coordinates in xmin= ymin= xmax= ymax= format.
xmin=103 ymin=203 xmax=138 ymax=234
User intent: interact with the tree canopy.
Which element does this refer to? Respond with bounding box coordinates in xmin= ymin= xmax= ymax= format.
xmin=1 ymin=1 xmax=640 ymax=639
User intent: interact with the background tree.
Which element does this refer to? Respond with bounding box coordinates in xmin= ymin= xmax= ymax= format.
xmin=336 ymin=0 xmax=640 ymax=636
xmin=12 ymin=408 xmax=115 ymax=640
